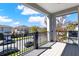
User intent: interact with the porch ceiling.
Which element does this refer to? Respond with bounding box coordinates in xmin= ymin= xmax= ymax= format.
xmin=37 ymin=3 xmax=79 ymax=13
xmin=24 ymin=3 xmax=79 ymax=15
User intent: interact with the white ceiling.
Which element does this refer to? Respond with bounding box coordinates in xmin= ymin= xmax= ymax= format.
xmin=37 ymin=3 xmax=79 ymax=13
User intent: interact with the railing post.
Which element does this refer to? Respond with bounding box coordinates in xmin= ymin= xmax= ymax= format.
xmin=34 ymin=31 xmax=39 ymax=49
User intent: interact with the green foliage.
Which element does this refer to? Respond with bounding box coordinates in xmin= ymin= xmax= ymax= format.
xmin=39 ymin=28 xmax=47 ymax=32
xmin=29 ymin=26 xmax=38 ymax=33
xmin=29 ymin=26 xmax=47 ymax=33
xmin=66 ymin=23 xmax=76 ymax=31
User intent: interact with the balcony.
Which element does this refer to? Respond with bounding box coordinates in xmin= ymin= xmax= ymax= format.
xmin=0 ymin=3 xmax=79 ymax=56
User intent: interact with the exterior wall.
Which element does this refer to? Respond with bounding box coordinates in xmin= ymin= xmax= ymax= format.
xmin=12 ymin=27 xmax=29 ymax=34
xmin=0 ymin=27 xmax=12 ymax=33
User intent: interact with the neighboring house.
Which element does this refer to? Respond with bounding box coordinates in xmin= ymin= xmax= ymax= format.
xmin=0 ymin=25 xmax=12 ymax=34
xmin=12 ymin=25 xmax=29 ymax=34
xmin=0 ymin=25 xmax=12 ymax=40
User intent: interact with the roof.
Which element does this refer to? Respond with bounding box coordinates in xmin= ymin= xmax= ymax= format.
xmin=0 ymin=25 xmax=12 ymax=28
xmin=14 ymin=25 xmax=29 ymax=30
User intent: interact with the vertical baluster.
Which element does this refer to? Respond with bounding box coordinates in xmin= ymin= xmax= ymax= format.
xmin=22 ymin=33 xmax=23 ymax=54
xmin=24 ymin=35 xmax=26 ymax=52
xmin=29 ymin=33 xmax=31 ymax=50
xmin=39 ymin=33 xmax=40 ymax=46
xmin=25 ymin=34 xmax=27 ymax=52
xmin=3 ymin=33 xmax=5 ymax=56
xmin=10 ymin=35 xmax=12 ymax=56
xmin=40 ymin=33 xmax=42 ymax=46
xmin=32 ymin=33 xmax=34 ymax=49
xmin=6 ymin=35 xmax=9 ymax=56
xmin=32 ymin=33 xmax=34 ymax=50
xmin=23 ymin=33 xmax=25 ymax=54
xmin=27 ymin=33 xmax=28 ymax=50
xmin=30 ymin=33 xmax=33 ymax=50
xmin=18 ymin=37 xmax=20 ymax=56
xmin=22 ymin=34 xmax=24 ymax=54
xmin=18 ymin=36 xmax=20 ymax=56
xmin=30 ymin=33 xmax=32 ymax=50
xmin=34 ymin=31 xmax=38 ymax=49
xmin=21 ymin=34 xmax=22 ymax=55
xmin=17 ymin=37 xmax=19 ymax=56
xmin=13 ymin=36 xmax=15 ymax=56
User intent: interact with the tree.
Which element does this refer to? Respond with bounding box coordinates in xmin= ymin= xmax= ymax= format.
xmin=66 ymin=23 xmax=77 ymax=31
xmin=39 ymin=28 xmax=47 ymax=32
xmin=29 ymin=26 xmax=38 ymax=33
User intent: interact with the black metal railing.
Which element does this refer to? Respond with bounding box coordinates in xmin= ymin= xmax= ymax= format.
xmin=0 ymin=32 xmax=48 ymax=56
xmin=38 ymin=32 xmax=48 ymax=46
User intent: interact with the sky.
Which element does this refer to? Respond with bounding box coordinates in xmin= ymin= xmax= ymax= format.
xmin=0 ymin=3 xmax=78 ymax=28
xmin=65 ymin=12 xmax=78 ymax=23
xmin=56 ymin=12 xmax=78 ymax=25
xmin=0 ymin=3 xmax=46 ymax=27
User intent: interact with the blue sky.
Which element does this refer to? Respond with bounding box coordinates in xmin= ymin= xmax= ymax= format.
xmin=0 ymin=3 xmax=46 ymax=27
xmin=56 ymin=12 xmax=78 ymax=24
xmin=65 ymin=12 xmax=78 ymax=23
xmin=0 ymin=3 xmax=78 ymax=27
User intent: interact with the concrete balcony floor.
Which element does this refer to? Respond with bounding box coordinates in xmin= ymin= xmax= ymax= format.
xmin=24 ymin=42 xmax=79 ymax=56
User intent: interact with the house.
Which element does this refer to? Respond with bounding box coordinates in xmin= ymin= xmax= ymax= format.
xmin=0 ymin=25 xmax=12 ymax=34
xmin=12 ymin=25 xmax=29 ymax=34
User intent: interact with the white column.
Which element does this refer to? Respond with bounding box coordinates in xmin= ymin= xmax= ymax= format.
xmin=47 ymin=14 xmax=56 ymax=42
xmin=47 ymin=16 xmax=50 ymax=42
xmin=52 ymin=14 xmax=56 ymax=41
xmin=47 ymin=14 xmax=53 ymax=42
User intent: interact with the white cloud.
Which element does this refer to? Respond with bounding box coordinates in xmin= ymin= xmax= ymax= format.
xmin=28 ymin=16 xmax=46 ymax=27
xmin=28 ymin=16 xmax=43 ymax=22
xmin=17 ymin=5 xmax=39 ymax=15
xmin=0 ymin=16 xmax=20 ymax=27
xmin=66 ymin=14 xmax=71 ymax=17
xmin=17 ymin=5 xmax=24 ymax=10
xmin=13 ymin=22 xmax=20 ymax=25
xmin=0 ymin=16 xmax=13 ymax=22
xmin=10 ymin=21 xmax=20 ymax=27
